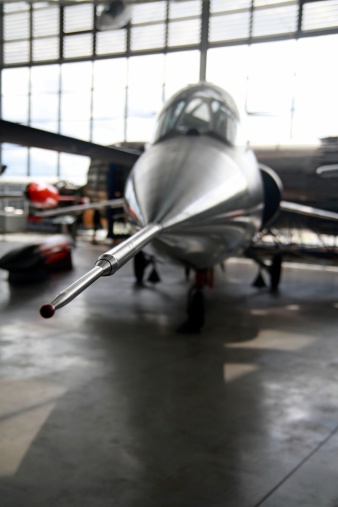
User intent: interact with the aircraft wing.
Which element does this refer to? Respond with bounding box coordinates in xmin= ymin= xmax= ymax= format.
xmin=0 ymin=120 xmax=140 ymax=168
xmin=33 ymin=198 xmax=125 ymax=218
xmin=247 ymin=199 xmax=338 ymax=268
xmin=247 ymin=240 xmax=338 ymax=266
xmin=280 ymin=201 xmax=338 ymax=222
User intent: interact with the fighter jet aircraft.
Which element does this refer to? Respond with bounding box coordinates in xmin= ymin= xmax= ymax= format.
xmin=1 ymin=82 xmax=338 ymax=332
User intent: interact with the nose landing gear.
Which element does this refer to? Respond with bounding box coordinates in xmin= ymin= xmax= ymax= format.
xmin=177 ymin=268 xmax=214 ymax=334
xmin=134 ymin=251 xmax=160 ymax=285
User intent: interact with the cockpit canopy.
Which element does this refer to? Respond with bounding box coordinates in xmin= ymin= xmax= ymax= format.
xmin=153 ymin=83 xmax=246 ymax=147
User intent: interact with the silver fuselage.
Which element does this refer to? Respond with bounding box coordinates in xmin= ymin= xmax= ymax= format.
xmin=124 ymin=84 xmax=264 ymax=270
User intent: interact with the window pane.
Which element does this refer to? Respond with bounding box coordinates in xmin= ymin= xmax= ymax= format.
xmin=293 ymin=35 xmax=338 ymax=139
xmin=93 ymin=89 xmax=125 ymax=120
xmin=32 ymin=37 xmax=60 ymax=62
xmin=209 ymin=11 xmax=250 ymax=42
xmin=4 ymin=11 xmax=30 ymax=40
xmin=4 ymin=2 xmax=29 ymax=14
xmin=126 ymin=117 xmax=156 ymax=142
xmin=31 ymin=65 xmax=60 ymax=94
xmin=302 ymin=0 xmax=338 ymax=31
xmin=128 ymin=86 xmax=163 ymax=118
xmin=2 ymin=68 xmax=30 ymax=124
xmin=4 ymin=40 xmax=30 ymax=65
xmin=2 ymin=95 xmax=29 ymax=123
xmin=128 ymin=55 xmax=164 ymax=118
xmin=31 ymin=94 xmax=59 ymax=123
xmin=92 ymin=119 xmax=125 ymax=145
xmin=131 ymin=24 xmax=166 ymax=51
xmin=164 ymin=51 xmax=200 ymax=100
xmin=33 ymin=6 xmax=59 ymax=37
xmin=60 ymin=93 xmax=91 ymax=121
xmin=93 ymin=59 xmax=127 ymax=122
xmin=169 ymin=0 xmax=202 ymax=19
xmin=96 ymin=30 xmax=127 ymax=55
xmin=93 ymin=58 xmax=127 ymax=91
xmin=128 ymin=54 xmax=164 ymax=87
xmin=61 ymin=62 xmax=92 ymax=93
xmin=247 ymin=115 xmax=291 ymax=143
xmin=207 ymin=46 xmax=248 ymax=112
xmin=30 ymin=148 xmax=58 ymax=178
xmin=63 ymin=3 xmax=94 ymax=33
xmin=59 ymin=153 xmax=89 ymax=186
xmin=246 ymin=41 xmax=296 ymax=114
xmin=168 ymin=19 xmax=201 ymax=47
xmin=1 ymin=145 xmax=28 ymax=177
xmin=252 ymin=4 xmax=298 ymax=37
xmin=2 ymin=67 xmax=30 ymax=96
xmin=131 ymin=1 xmax=166 ymax=24
xmin=64 ymin=34 xmax=93 ymax=59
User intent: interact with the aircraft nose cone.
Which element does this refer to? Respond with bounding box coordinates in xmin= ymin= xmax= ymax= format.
xmin=125 ymin=135 xmax=249 ymax=229
xmin=124 ymin=134 xmax=263 ymax=269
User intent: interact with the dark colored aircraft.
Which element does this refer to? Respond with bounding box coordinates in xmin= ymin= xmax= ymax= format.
xmin=1 ymin=82 xmax=338 ymax=332
xmin=255 ymin=137 xmax=338 ymax=235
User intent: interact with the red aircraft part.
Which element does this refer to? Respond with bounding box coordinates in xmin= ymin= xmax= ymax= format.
xmin=0 ymin=235 xmax=73 ymax=284
xmin=26 ymin=182 xmax=59 ymax=209
xmin=38 ymin=237 xmax=72 ymax=266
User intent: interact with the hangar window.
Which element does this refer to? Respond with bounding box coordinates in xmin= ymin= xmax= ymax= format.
xmin=302 ymin=1 xmax=338 ymax=31
xmin=33 ymin=6 xmax=59 ymax=38
xmin=63 ymin=3 xmax=94 ymax=33
xmin=1 ymin=145 xmax=28 ymax=178
xmin=252 ymin=3 xmax=298 ymax=37
xmin=4 ymin=10 xmax=30 ymax=41
xmin=96 ymin=30 xmax=127 ymax=56
xmin=1 ymin=0 xmax=338 ymax=179
xmin=209 ymin=11 xmax=251 ymax=42
xmin=168 ymin=18 xmax=201 ymax=47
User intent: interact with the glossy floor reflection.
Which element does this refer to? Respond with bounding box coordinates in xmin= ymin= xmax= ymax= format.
xmin=1 ymin=233 xmax=338 ymax=506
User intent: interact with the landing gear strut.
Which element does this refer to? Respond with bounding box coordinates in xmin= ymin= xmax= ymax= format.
xmin=177 ymin=268 xmax=213 ymax=334
xmin=252 ymin=253 xmax=283 ymax=292
xmin=270 ymin=254 xmax=282 ymax=291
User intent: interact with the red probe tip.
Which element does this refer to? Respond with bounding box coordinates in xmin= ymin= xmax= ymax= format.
xmin=40 ymin=304 xmax=55 ymax=319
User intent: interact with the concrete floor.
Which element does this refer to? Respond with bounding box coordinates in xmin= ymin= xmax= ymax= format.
xmin=1 ymin=232 xmax=338 ymax=506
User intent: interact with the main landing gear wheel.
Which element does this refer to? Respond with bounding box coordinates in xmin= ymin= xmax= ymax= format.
xmin=176 ymin=287 xmax=205 ymax=334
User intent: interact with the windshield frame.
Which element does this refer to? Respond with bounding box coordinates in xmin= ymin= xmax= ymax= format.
xmin=153 ymin=94 xmax=241 ymax=147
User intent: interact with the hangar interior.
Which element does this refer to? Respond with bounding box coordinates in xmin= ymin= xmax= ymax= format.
xmin=1 ymin=1 xmax=338 ymax=506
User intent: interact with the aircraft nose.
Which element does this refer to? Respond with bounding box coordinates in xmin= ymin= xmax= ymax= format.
xmin=125 ymin=135 xmax=250 ymax=229
xmin=124 ymin=134 xmax=263 ymax=269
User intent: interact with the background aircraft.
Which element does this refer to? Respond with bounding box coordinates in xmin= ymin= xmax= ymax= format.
xmin=1 ymin=82 xmax=338 ymax=332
